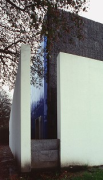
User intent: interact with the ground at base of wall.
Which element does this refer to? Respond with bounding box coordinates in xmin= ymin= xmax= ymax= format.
xmin=0 ymin=145 xmax=18 ymax=179
xmin=0 ymin=145 xmax=103 ymax=180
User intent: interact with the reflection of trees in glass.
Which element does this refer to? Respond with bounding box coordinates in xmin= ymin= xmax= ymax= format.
xmin=31 ymin=96 xmax=44 ymax=138
xmin=31 ymin=97 xmax=44 ymax=119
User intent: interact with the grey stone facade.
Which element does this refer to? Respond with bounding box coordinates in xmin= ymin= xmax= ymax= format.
xmin=47 ymin=11 xmax=103 ymax=138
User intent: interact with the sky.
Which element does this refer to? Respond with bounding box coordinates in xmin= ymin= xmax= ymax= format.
xmin=3 ymin=0 xmax=103 ymax=97
xmin=79 ymin=0 xmax=103 ymax=24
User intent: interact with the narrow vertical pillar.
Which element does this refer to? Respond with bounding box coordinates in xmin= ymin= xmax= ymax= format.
xmin=9 ymin=45 xmax=31 ymax=172
xmin=20 ymin=45 xmax=31 ymax=172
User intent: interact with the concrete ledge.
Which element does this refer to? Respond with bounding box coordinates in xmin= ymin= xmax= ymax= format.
xmin=31 ymin=139 xmax=60 ymax=169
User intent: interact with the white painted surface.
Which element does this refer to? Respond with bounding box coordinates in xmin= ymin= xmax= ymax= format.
xmin=9 ymin=45 xmax=31 ymax=172
xmin=57 ymin=52 xmax=103 ymax=167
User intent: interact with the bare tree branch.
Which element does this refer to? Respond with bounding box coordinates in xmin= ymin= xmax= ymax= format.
xmin=0 ymin=0 xmax=88 ymax=88
xmin=0 ymin=49 xmax=16 ymax=55
xmin=6 ymin=0 xmax=37 ymax=11
xmin=6 ymin=0 xmax=26 ymax=11
xmin=4 ymin=39 xmax=25 ymax=50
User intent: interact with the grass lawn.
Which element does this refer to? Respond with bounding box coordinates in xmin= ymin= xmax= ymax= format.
xmin=69 ymin=168 xmax=103 ymax=180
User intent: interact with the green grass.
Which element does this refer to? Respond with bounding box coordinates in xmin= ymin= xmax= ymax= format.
xmin=70 ymin=169 xmax=103 ymax=180
xmin=43 ymin=167 xmax=103 ymax=180
xmin=55 ymin=168 xmax=103 ymax=180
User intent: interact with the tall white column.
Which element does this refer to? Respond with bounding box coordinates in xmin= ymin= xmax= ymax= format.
xmin=9 ymin=45 xmax=31 ymax=172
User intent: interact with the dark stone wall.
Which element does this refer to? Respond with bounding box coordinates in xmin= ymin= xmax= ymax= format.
xmin=47 ymin=11 xmax=103 ymax=138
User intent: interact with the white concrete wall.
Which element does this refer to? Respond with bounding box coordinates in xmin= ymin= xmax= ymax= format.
xmin=57 ymin=52 xmax=103 ymax=167
xmin=9 ymin=45 xmax=31 ymax=172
